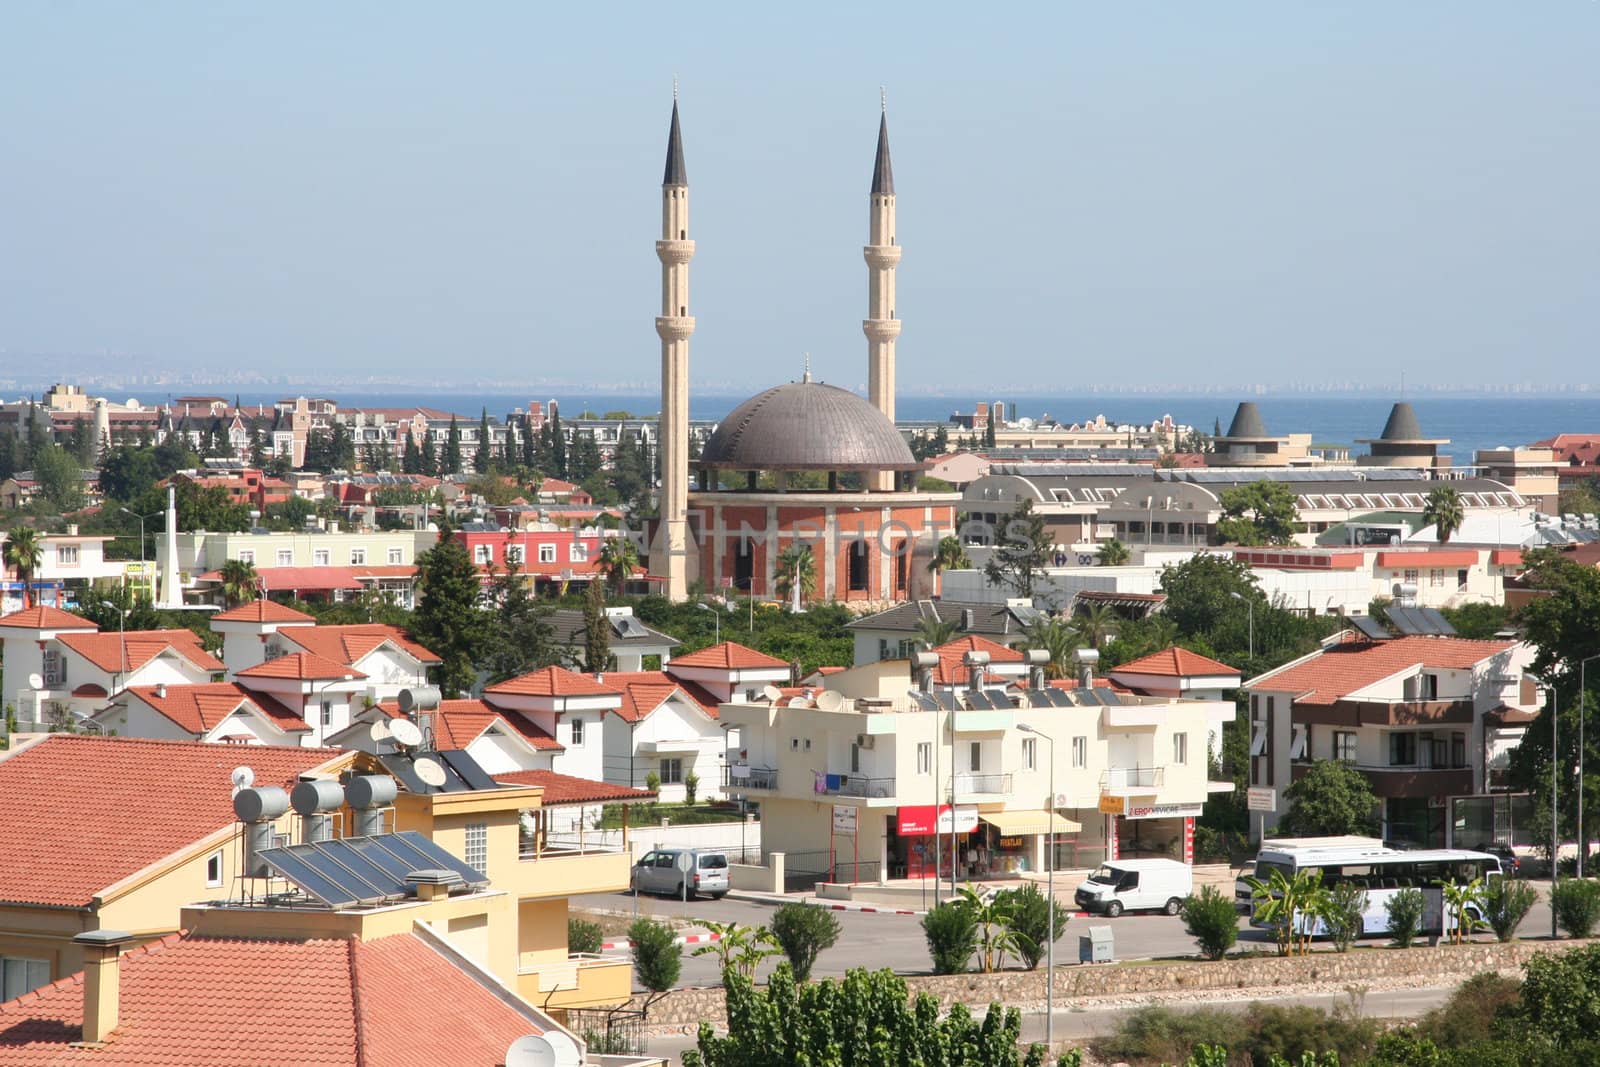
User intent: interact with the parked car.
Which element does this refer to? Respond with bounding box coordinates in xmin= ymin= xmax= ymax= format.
xmin=1074 ymin=858 xmax=1193 ymax=917
xmin=630 ymin=848 xmax=730 ymax=899
xmin=1472 ymin=843 xmax=1521 ymax=877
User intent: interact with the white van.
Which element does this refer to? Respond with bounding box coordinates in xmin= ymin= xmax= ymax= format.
xmin=1074 ymin=858 xmax=1193 ymax=917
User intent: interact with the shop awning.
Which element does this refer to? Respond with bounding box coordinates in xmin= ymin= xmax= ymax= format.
xmin=980 ymin=810 xmax=1081 ymax=836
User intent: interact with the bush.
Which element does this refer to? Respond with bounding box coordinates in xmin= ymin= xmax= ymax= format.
xmin=769 ymin=903 xmax=840 ymax=982
xmin=1241 ymin=1003 xmax=1377 ymax=1065
xmin=1321 ymin=882 xmax=1368 ymax=953
xmin=645 ymin=771 xmax=661 ymax=794
xmin=922 ymin=900 xmax=978 ymax=975
xmin=1516 ymin=942 xmax=1600 ymax=1048
xmin=628 ymin=917 xmax=681 ymax=1013
xmin=1182 ymin=885 xmax=1240 ymax=960
xmin=993 ymin=882 xmax=1067 ymax=970
xmin=1551 ymin=878 xmax=1600 ymax=938
xmin=1481 ymin=878 xmax=1537 ymax=943
xmin=684 ymin=771 xmax=700 ymax=804
xmin=1415 ymin=972 xmax=1521 ymax=1050
xmin=1093 ymin=1005 xmax=1249 ymax=1065
xmin=567 ymin=916 xmax=604 ymax=955
xmin=1386 ymin=887 xmax=1426 ymax=947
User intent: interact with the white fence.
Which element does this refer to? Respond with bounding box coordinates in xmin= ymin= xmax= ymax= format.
xmin=575 ymin=817 xmax=762 ymax=862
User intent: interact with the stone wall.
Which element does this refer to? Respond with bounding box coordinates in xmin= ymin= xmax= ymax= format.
xmin=628 ymin=937 xmax=1600 ymax=1032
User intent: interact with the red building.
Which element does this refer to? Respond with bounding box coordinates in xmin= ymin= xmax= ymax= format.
xmin=451 ymin=524 xmax=637 ymax=593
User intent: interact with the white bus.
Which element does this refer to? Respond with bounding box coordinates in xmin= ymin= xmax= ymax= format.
xmin=1237 ymin=841 xmax=1503 ymax=937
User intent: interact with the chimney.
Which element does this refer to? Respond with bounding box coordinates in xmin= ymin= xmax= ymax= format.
xmin=73 ymin=929 xmax=134 ymax=1044
xmin=155 ymin=683 xmax=167 ymax=699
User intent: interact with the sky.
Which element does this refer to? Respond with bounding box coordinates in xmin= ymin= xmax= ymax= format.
xmin=2 ymin=2 xmax=1597 ymax=394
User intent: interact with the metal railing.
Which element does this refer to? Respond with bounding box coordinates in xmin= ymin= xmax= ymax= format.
xmin=952 ymin=772 xmax=1013 ymax=795
xmin=832 ymin=774 xmax=896 ymax=799
xmin=565 ymin=1008 xmax=646 ymax=1056
xmin=1101 ymin=766 xmax=1165 ymax=790
xmin=518 ymin=831 xmax=627 ymax=860
xmin=724 ymin=765 xmax=779 ymax=790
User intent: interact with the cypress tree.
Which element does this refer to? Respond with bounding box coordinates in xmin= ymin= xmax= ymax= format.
xmin=474 ymin=408 xmax=492 ymax=473
xmin=443 ymin=416 xmax=463 ymax=475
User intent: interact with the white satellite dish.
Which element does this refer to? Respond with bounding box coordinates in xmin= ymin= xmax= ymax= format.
xmin=761 ymin=684 xmax=783 ymax=704
xmin=542 ymin=1031 xmax=582 ymax=1066
xmin=816 ymin=690 xmax=843 ymax=712
xmin=26 ymin=673 xmax=43 ymax=691
xmin=368 ymin=720 xmax=391 ymax=743
xmin=413 ymin=756 xmax=448 ymax=788
xmin=389 ymin=718 xmax=423 ymax=747
xmin=785 ymin=696 xmax=808 ymax=707
xmin=230 ymin=766 xmax=255 ymax=790
xmin=505 ymin=1035 xmax=556 ymax=1067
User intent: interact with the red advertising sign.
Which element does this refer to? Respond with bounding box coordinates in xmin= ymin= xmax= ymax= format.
xmin=896 ymin=804 xmax=979 ymax=836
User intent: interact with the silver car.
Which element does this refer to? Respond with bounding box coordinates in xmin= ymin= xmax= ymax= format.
xmin=631 ymin=849 xmax=730 ymax=900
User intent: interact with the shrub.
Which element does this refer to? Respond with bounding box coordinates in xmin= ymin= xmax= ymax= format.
xmin=993 ymin=882 xmax=1066 ymax=970
xmin=1516 ymin=942 xmax=1600 ymax=1047
xmin=1415 ymin=972 xmax=1520 ymax=1050
xmin=921 ymin=900 xmax=978 ymax=975
xmin=1182 ymin=885 xmax=1240 ymax=960
xmin=1551 ymin=877 xmax=1600 ymax=938
xmin=1386 ymin=887 xmax=1426 ymax=947
xmin=567 ymin=916 xmax=604 ymax=955
xmin=769 ymin=903 xmax=841 ymax=982
xmin=1481 ymin=878 xmax=1537 ymax=943
xmin=1320 ymin=882 xmax=1368 ymax=953
xmin=1241 ymin=1003 xmax=1377 ymax=1065
xmin=645 ymin=771 xmax=661 ymax=794
xmin=1092 ymin=1005 xmax=1249 ymax=1065
xmin=628 ymin=917 xmax=681 ymax=1014
xmin=684 ymin=771 xmax=700 ymax=804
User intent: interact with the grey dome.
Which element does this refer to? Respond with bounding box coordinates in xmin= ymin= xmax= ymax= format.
xmin=699 ymin=380 xmax=919 ymax=472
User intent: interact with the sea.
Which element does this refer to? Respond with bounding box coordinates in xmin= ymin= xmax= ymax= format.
xmin=159 ymin=391 xmax=1600 ymax=468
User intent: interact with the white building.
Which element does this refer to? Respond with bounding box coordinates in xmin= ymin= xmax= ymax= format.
xmin=96 ymin=681 xmax=314 ymax=746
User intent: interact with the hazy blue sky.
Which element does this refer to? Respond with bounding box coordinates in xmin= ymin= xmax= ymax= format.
xmin=2 ymin=2 xmax=1596 ymax=393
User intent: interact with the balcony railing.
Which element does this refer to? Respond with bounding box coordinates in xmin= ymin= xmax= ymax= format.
xmin=952 ymin=772 xmax=1013 ymax=796
xmin=725 ymin=765 xmax=779 ymax=791
xmin=1101 ymin=766 xmax=1165 ymax=792
xmin=829 ymin=774 xmax=896 ymax=799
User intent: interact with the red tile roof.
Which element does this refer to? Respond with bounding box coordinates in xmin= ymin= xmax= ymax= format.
xmin=930 ymin=634 xmax=1025 ymax=685
xmin=494 ymin=769 xmax=656 ymax=804
xmin=1113 ymin=647 xmax=1240 ymax=678
xmin=1376 ymin=549 xmax=1480 ymax=568
xmin=280 ymin=623 xmax=442 ymax=665
xmin=0 ymin=736 xmax=343 ymax=907
xmin=57 ymin=630 xmax=225 ymax=674
xmin=484 ymin=666 xmax=622 ymax=699
xmin=127 ymin=682 xmax=311 ymax=735
xmin=376 ymin=700 xmax=563 ymax=751
xmin=1246 ymin=634 xmax=1518 ymax=705
xmin=670 ymin=640 xmax=788 ymax=671
xmin=0 ymin=931 xmax=545 ymax=1064
xmin=599 ymin=671 xmax=721 ymax=721
xmin=0 ymin=606 xmax=97 ymax=631
xmin=211 ymin=600 xmax=316 ymax=624
xmin=236 ymin=651 xmax=367 ymax=682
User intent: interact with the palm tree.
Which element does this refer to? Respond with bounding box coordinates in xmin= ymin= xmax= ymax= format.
xmin=914 ymin=614 xmax=959 ymax=650
xmin=926 ymin=535 xmax=971 ymax=596
xmin=1072 ymin=601 xmax=1119 ymax=649
xmin=1423 ymin=485 xmax=1465 ymax=544
xmin=1098 ymin=537 xmax=1130 ymax=566
xmin=955 ymin=886 xmax=1023 ymax=973
xmin=218 ymin=557 xmax=259 ymax=607
xmin=598 ymin=534 xmax=639 ymax=596
xmin=1024 ymin=616 xmax=1082 ymax=680
xmin=774 ymin=544 xmax=816 ymax=607
xmin=3 ymin=527 xmax=43 ymax=609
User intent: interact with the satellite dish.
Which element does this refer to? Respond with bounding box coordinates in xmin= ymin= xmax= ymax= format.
xmin=413 ymin=757 xmax=448 ymax=788
xmin=505 ymin=1035 xmax=556 ymax=1067
xmin=816 ymin=690 xmax=843 ymax=712
xmin=26 ymin=673 xmax=43 ymax=691
xmin=230 ymin=766 xmax=255 ymax=790
xmin=761 ymin=684 xmax=783 ymax=704
xmin=785 ymin=696 xmax=809 ymax=707
xmin=368 ymin=720 xmax=391 ymax=743
xmin=542 ymin=1032 xmax=582 ymax=1065
xmin=389 ymin=718 xmax=423 ymax=747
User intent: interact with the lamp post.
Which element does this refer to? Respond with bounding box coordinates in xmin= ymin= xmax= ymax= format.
xmin=1581 ymin=654 xmax=1600 ymax=877
xmin=696 ymin=601 xmax=720 ymax=645
xmin=1230 ymin=592 xmax=1254 ymax=661
xmin=1018 ymin=723 xmax=1057 ymax=1050
xmin=1531 ymin=675 xmax=1558 ymax=937
xmin=119 ymin=507 xmax=160 ymax=565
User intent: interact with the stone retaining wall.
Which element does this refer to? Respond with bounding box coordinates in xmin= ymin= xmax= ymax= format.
xmin=628 ymin=937 xmax=1599 ymax=1031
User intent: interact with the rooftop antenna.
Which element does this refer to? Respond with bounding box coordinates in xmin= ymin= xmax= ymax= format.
xmin=802 ymin=353 xmax=812 ymax=384
xmin=880 ymin=85 xmax=886 ymax=113
xmin=673 ymin=73 xmax=679 ymax=101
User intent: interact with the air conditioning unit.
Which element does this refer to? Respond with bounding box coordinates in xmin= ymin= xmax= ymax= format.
xmin=855 ymin=734 xmax=876 ymax=750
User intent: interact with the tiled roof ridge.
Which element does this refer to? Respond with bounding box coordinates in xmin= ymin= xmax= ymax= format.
xmin=346 ymin=935 xmax=368 ymax=1067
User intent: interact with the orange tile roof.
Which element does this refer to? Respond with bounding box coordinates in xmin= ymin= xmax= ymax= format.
xmin=484 ymin=665 xmax=622 ymax=699
xmin=57 ymin=629 xmax=225 ymax=674
xmin=377 ymin=699 xmax=563 ymax=751
xmin=0 ymin=736 xmax=343 ymax=907
xmin=210 ymin=600 xmax=316 ymax=624
xmin=0 ymin=931 xmax=545 ymax=1064
xmin=1246 ymin=634 xmax=1518 ymax=705
xmin=1113 ymin=647 xmax=1240 ymax=677
xmin=930 ymin=634 xmax=1025 ymax=685
xmin=280 ymin=623 xmax=442 ymax=665
xmin=670 ymin=640 xmax=788 ymax=671
xmin=0 ymin=606 xmax=97 ymax=631
xmin=494 ymin=768 xmax=656 ymax=804
xmin=599 ymin=670 xmax=720 ymax=721
xmin=236 ymin=651 xmax=367 ymax=681
xmin=1376 ymin=549 xmax=1480 ymax=568
xmin=127 ymin=682 xmax=311 ymax=735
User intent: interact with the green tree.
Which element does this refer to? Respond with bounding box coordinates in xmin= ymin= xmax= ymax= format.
xmin=99 ymin=446 xmax=161 ymax=502
xmin=1025 ymin=616 xmax=1082 ymax=679
xmin=914 ymin=614 xmax=959 ymax=650
xmin=32 ymin=442 xmax=86 ymax=511
xmin=1156 ymin=554 xmax=1263 ymax=655
xmin=441 ymin=416 xmax=463 ymax=475
xmin=581 ymin=578 xmax=611 ymax=671
xmin=1072 ymin=600 xmax=1119 ymax=649
xmin=955 ymin=886 xmax=1023 ymax=973
xmin=1247 ymin=867 xmax=1325 ymax=956
xmin=769 ymin=903 xmax=841 ymax=982
xmin=598 ymin=534 xmax=640 ymax=596
xmin=1551 ymin=878 xmax=1600 ymax=939
xmin=479 ymin=558 xmax=559 ymax=682
xmin=411 ymin=524 xmax=486 ymax=696
xmin=922 ymin=899 xmax=979 ymax=974
xmin=473 ymin=408 xmax=493 ymax=474
xmin=1098 ymin=537 xmax=1131 ymax=566
xmin=983 ymin=497 xmax=1053 ymax=598
xmin=927 ymin=535 xmax=971 ymax=595
xmin=1386 ymin=887 xmax=1426 ymax=948
xmin=993 ymin=882 xmax=1067 ymax=970
xmin=690 ymin=921 xmax=780 ymax=980
xmin=1182 ymin=885 xmax=1240 ymax=960
xmin=1278 ymin=759 xmax=1379 ymax=837
xmin=3 ymin=527 xmax=44 ymax=608
xmin=218 ymin=558 xmax=259 ymax=607
xmin=1423 ymin=485 xmax=1465 ymax=543
xmin=1518 ymin=942 xmax=1600 ymax=1048
xmin=1481 ymin=877 xmax=1537 ymax=942
xmin=774 ymin=543 xmax=816 ymax=607
xmin=1215 ymin=481 xmax=1299 ymax=545
xmin=628 ymin=917 xmax=682 ymax=1018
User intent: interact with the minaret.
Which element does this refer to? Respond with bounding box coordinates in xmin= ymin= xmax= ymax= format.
xmin=655 ymin=92 xmax=694 ymax=601
xmin=863 ymin=96 xmax=901 ymax=492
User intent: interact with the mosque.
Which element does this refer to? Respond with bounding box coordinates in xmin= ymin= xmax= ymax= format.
xmin=650 ymin=97 xmax=959 ymax=605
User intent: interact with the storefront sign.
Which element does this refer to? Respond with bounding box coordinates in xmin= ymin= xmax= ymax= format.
xmin=832 ymin=805 xmax=858 ymax=834
xmin=1098 ymin=794 xmax=1127 ymax=816
xmin=1246 ymin=787 xmax=1276 ymax=812
xmin=997 ymin=837 xmax=1025 ymax=850
xmin=896 ymin=804 xmax=979 ymax=836
xmin=1124 ymin=802 xmax=1205 ymax=821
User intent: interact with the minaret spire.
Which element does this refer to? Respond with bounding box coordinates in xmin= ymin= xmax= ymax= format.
xmin=655 ymin=92 xmax=696 ymax=600
xmin=863 ymin=98 xmax=902 ymax=491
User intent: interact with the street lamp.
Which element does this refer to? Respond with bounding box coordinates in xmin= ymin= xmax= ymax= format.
xmin=1018 ymin=723 xmax=1057 ymax=1050
xmin=119 ymin=507 xmax=160 ymax=565
xmin=696 ymin=601 xmax=720 ymax=645
xmin=1230 ymin=592 xmax=1255 ymax=660
xmin=1581 ymin=654 xmax=1600 ymax=877
xmin=1530 ymin=673 xmax=1558 ymax=938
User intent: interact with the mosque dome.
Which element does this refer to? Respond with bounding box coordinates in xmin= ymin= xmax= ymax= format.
xmin=698 ymin=378 xmax=918 ymax=472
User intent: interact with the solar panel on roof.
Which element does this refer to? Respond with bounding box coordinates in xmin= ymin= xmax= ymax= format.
xmin=1027 ymin=689 xmax=1053 ymax=708
xmin=1417 ymin=608 xmax=1457 ymax=636
xmin=934 ymin=690 xmax=960 ymax=713
xmin=913 ymin=692 xmax=941 ymax=712
xmin=1388 ymin=607 xmax=1426 ymax=636
xmin=962 ymin=691 xmax=994 ymax=710
xmin=312 ymin=839 xmax=407 ymax=899
xmin=1047 ymin=689 xmax=1076 ymax=708
xmin=438 ymin=749 xmax=500 ymax=791
xmin=379 ymin=754 xmax=429 ymax=794
xmin=1094 ymin=687 xmax=1124 ymax=706
xmin=387 ymin=830 xmax=490 ymax=886
xmin=1352 ymin=616 xmax=1393 ymax=641
xmin=258 ymin=846 xmax=372 ymax=908
xmin=1076 ymin=689 xmax=1105 ymax=706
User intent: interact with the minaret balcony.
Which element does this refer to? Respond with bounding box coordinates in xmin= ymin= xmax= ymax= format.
xmin=656 ymin=239 xmax=696 ymax=265
xmin=656 ymin=316 xmax=697 ymax=341
xmin=862 ymin=318 xmax=902 ymax=342
xmin=862 ymin=244 xmax=902 ymax=269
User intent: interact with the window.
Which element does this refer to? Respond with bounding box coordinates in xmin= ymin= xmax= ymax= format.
xmin=238 ymin=549 xmax=255 ymax=564
xmin=313 ymin=549 xmax=330 ymax=566
xmin=465 ymin=822 xmax=488 ymax=872
xmin=1071 ymin=736 xmax=1087 ymax=768
xmin=1389 ymin=732 xmax=1418 ymax=766
xmin=474 ymin=544 xmax=492 ymax=565
xmin=659 ymin=758 xmax=684 ymax=784
xmin=1172 ymin=732 xmax=1188 ymax=766
xmin=570 ymin=717 xmax=584 ymax=746
xmin=1452 ymin=732 xmax=1466 ymax=768
xmin=505 ymin=544 xmax=525 ymax=564
xmin=1 ymin=957 xmax=50 ymax=1001
xmin=277 ymin=549 xmax=294 ymax=566
xmin=570 ymin=541 xmax=589 ymax=563
xmin=878 ymin=639 xmax=892 ymax=661
xmin=969 ymin=741 xmax=981 ymax=772
xmin=1334 ymin=731 xmax=1357 ymax=762
xmin=538 ymin=544 xmax=556 ymax=564
xmin=1430 ymin=568 xmax=1445 ymax=588
xmin=1022 ymin=737 xmax=1037 ymax=771
xmin=917 ymin=742 xmax=932 ymax=774
xmin=350 ymin=547 xmax=367 ymax=565
xmin=1403 ymin=568 xmax=1419 ymax=586
xmin=388 ymin=547 xmax=404 ymax=565
xmin=55 ymin=545 xmax=78 ymax=565
xmin=848 ymin=542 xmax=869 ymax=592
xmin=321 ymin=700 xmax=334 ymax=727
xmin=206 ymin=849 xmax=224 ymax=888
xmin=41 ymin=648 xmax=65 ymax=688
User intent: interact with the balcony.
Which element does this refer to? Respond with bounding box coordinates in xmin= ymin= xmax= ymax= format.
xmin=724 ymin=764 xmax=778 ymax=791
xmin=828 ymin=774 xmax=896 ymax=800
xmin=1310 ymin=699 xmax=1476 ymax=727
xmin=517 ymin=953 xmax=633 ymax=1010
xmin=1293 ymin=761 xmax=1473 ymax=800
xmin=1100 ymin=766 xmax=1165 ymax=795
xmin=511 ymin=839 xmax=632 ymax=900
xmin=952 ymin=772 xmax=1013 ymax=798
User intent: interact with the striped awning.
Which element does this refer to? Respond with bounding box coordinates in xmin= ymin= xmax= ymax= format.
xmin=979 ymin=810 xmax=1082 ymax=836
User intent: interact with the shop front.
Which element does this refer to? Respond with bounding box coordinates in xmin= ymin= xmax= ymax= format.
xmin=889 ymin=803 xmax=977 ymax=880
xmin=975 ymin=810 xmax=1084 ymax=876
xmin=1104 ymin=797 xmax=1202 ymax=864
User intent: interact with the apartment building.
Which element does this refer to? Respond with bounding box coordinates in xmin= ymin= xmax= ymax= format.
xmin=0 ymin=527 xmax=129 ymax=614
xmin=161 ymin=527 xmax=436 ymax=607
